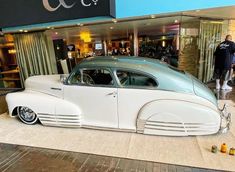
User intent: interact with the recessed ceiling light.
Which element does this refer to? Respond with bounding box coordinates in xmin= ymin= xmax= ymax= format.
xmin=55 ymin=32 xmax=58 ymax=35
xmin=110 ymin=27 xmax=114 ymax=30
xmin=112 ymin=19 xmax=117 ymax=23
xmin=151 ymin=15 xmax=155 ymax=19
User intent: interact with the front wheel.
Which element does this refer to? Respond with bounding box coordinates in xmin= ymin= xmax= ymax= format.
xmin=17 ymin=107 xmax=38 ymax=125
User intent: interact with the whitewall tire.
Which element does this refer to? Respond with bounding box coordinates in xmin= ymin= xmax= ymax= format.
xmin=17 ymin=107 xmax=38 ymax=125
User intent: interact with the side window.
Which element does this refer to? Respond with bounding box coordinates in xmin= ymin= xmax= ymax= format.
xmin=82 ymin=69 xmax=114 ymax=86
xmin=68 ymin=68 xmax=114 ymax=86
xmin=116 ymin=70 xmax=157 ymax=88
xmin=67 ymin=70 xmax=82 ymax=85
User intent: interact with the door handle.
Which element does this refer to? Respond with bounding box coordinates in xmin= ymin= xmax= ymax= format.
xmin=106 ymin=92 xmax=117 ymax=96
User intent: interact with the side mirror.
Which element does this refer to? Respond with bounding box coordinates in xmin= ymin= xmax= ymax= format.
xmin=60 ymin=74 xmax=69 ymax=84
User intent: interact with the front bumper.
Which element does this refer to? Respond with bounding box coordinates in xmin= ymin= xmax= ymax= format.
xmin=219 ymin=104 xmax=232 ymax=133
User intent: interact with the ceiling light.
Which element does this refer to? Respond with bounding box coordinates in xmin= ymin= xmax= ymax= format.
xmin=174 ymin=20 xmax=179 ymax=23
xmin=112 ymin=19 xmax=117 ymax=23
xmin=55 ymin=32 xmax=58 ymax=35
xmin=151 ymin=15 xmax=155 ymax=19
xmin=19 ymin=30 xmax=23 ymax=32
xmin=77 ymin=23 xmax=84 ymax=26
xmin=24 ymin=30 xmax=28 ymax=33
xmin=80 ymin=32 xmax=91 ymax=42
xmin=162 ymin=36 xmax=166 ymax=40
xmin=47 ymin=27 xmax=51 ymax=29
xmin=162 ymin=41 xmax=166 ymax=47
xmin=110 ymin=27 xmax=114 ymax=30
xmin=209 ymin=21 xmax=223 ymax=24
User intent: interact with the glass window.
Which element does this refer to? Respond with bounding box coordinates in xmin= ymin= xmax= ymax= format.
xmin=68 ymin=68 xmax=114 ymax=86
xmin=67 ymin=70 xmax=82 ymax=85
xmin=82 ymin=69 xmax=114 ymax=86
xmin=116 ymin=70 xmax=157 ymax=88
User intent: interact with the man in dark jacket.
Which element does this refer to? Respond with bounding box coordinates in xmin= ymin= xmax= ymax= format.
xmin=214 ymin=35 xmax=235 ymax=90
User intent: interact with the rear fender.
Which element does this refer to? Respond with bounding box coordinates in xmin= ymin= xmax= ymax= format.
xmin=137 ymin=100 xmax=221 ymax=136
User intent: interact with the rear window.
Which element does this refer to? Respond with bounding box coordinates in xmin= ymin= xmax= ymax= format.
xmin=116 ymin=70 xmax=157 ymax=88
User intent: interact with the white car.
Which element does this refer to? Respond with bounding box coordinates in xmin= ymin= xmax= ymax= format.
xmin=6 ymin=56 xmax=231 ymax=136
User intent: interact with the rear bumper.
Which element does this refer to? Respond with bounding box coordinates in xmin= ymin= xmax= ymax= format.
xmin=219 ymin=104 xmax=231 ymax=133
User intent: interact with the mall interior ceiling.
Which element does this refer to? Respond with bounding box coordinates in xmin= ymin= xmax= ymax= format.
xmin=45 ymin=16 xmax=196 ymax=45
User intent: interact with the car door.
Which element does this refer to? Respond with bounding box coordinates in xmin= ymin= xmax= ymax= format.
xmin=115 ymin=69 xmax=159 ymax=131
xmin=63 ymin=67 xmax=118 ymax=128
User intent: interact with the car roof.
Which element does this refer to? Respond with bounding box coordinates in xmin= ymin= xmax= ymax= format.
xmin=79 ymin=56 xmax=167 ymax=70
xmin=76 ymin=56 xmax=194 ymax=94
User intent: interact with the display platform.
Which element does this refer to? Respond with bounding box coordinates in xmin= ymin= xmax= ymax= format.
xmin=0 ymin=100 xmax=234 ymax=171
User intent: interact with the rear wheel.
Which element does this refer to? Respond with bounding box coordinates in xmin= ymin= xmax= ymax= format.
xmin=17 ymin=107 xmax=38 ymax=125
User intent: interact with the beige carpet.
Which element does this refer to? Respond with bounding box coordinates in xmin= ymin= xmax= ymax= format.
xmin=0 ymin=100 xmax=234 ymax=171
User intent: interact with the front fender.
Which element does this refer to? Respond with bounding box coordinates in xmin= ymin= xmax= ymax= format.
xmin=6 ymin=90 xmax=82 ymax=127
xmin=137 ymin=99 xmax=221 ymax=136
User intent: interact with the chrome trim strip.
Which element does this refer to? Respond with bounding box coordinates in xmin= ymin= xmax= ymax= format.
xmin=41 ymin=121 xmax=81 ymax=125
xmin=42 ymin=123 xmax=81 ymax=128
xmin=219 ymin=104 xmax=231 ymax=133
xmin=38 ymin=116 xmax=80 ymax=120
xmin=145 ymin=123 xmax=218 ymax=129
xmin=38 ymin=113 xmax=79 ymax=117
xmin=38 ymin=113 xmax=82 ymax=128
xmin=82 ymin=125 xmax=136 ymax=133
xmin=145 ymin=127 xmax=186 ymax=132
xmin=145 ymin=127 xmax=216 ymax=133
xmin=40 ymin=119 xmax=81 ymax=123
xmin=147 ymin=120 xmax=216 ymax=126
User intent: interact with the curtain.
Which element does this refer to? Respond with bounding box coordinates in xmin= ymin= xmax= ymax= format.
xmin=14 ymin=32 xmax=56 ymax=87
xmin=198 ymin=21 xmax=222 ymax=82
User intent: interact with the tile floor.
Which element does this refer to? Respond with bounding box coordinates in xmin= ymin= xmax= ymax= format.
xmin=0 ymin=143 xmax=223 ymax=172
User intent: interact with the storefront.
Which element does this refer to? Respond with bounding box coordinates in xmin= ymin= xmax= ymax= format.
xmin=1 ymin=0 xmax=235 ymax=88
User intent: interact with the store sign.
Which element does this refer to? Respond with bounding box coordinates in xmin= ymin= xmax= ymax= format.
xmin=42 ymin=0 xmax=100 ymax=12
xmin=0 ymin=0 xmax=115 ymax=28
xmin=42 ymin=0 xmax=76 ymax=12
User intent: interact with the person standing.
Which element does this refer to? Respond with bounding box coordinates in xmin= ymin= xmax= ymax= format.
xmin=214 ymin=35 xmax=235 ymax=90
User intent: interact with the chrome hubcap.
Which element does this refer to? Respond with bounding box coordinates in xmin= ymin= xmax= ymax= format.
xmin=19 ymin=107 xmax=36 ymax=122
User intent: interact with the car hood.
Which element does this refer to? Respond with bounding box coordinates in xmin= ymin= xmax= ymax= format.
xmin=25 ymin=75 xmax=64 ymax=98
xmin=190 ymin=75 xmax=218 ymax=107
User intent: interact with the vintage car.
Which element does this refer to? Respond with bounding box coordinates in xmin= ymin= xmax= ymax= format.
xmin=6 ymin=56 xmax=231 ymax=136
